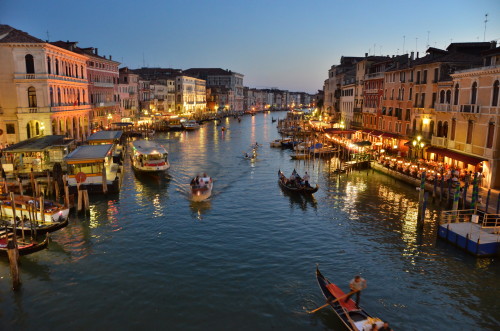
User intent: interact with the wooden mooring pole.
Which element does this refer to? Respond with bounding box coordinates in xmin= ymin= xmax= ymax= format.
xmin=7 ymin=239 xmax=21 ymax=291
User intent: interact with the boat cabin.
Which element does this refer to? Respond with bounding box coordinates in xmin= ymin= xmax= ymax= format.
xmin=64 ymin=144 xmax=122 ymax=193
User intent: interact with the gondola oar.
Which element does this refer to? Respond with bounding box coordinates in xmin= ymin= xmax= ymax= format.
xmin=307 ymin=290 xmax=359 ymax=314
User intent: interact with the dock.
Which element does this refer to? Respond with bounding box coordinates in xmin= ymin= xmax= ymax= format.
xmin=438 ymin=210 xmax=500 ymax=256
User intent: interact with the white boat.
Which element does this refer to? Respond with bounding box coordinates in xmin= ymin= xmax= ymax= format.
xmin=130 ymin=140 xmax=170 ymax=173
xmin=190 ymin=176 xmax=213 ymax=202
xmin=182 ymin=119 xmax=200 ymax=130
xmin=0 ymin=194 xmax=69 ymax=224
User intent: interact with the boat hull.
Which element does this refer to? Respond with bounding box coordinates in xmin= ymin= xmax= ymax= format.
xmin=0 ymin=235 xmax=49 ymax=256
xmin=278 ymin=179 xmax=318 ymax=194
xmin=0 ymin=197 xmax=69 ymax=223
xmin=191 ymin=182 xmax=213 ymax=202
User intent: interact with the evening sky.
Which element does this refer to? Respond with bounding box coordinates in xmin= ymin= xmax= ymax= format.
xmin=1 ymin=0 xmax=499 ymax=93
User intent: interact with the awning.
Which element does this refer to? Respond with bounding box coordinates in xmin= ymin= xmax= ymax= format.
xmin=380 ymin=132 xmax=400 ymax=139
xmin=360 ymin=129 xmax=373 ymax=134
xmin=426 ymin=147 xmax=487 ymax=165
xmin=323 ymin=128 xmax=356 ymax=135
xmin=369 ymin=130 xmax=384 ymax=136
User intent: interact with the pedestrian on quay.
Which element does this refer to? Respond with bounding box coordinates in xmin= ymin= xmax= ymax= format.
xmin=344 ymin=275 xmax=367 ymax=308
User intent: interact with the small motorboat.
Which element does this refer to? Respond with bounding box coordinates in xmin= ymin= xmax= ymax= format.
xmin=181 ymin=119 xmax=200 ymax=130
xmin=278 ymin=170 xmax=318 ymax=194
xmin=190 ymin=175 xmax=213 ymax=202
xmin=315 ymin=266 xmax=385 ymax=331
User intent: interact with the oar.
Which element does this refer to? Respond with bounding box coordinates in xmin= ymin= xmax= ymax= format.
xmin=307 ymin=290 xmax=359 ymax=314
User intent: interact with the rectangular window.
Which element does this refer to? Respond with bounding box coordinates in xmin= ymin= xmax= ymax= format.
xmin=423 ymin=70 xmax=427 ymax=84
xmin=6 ymin=123 xmax=15 ymax=134
xmin=416 ymin=71 xmax=421 ymax=84
xmin=414 ymin=93 xmax=419 ymax=107
xmin=405 ymin=109 xmax=411 ymax=121
xmin=431 ymin=93 xmax=437 ymax=108
xmin=409 ymin=88 xmax=412 ymax=100
xmin=434 ymin=68 xmax=439 ymax=82
xmin=421 ymin=93 xmax=426 ymax=108
xmin=466 ymin=120 xmax=474 ymax=144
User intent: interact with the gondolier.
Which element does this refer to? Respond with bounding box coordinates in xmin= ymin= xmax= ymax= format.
xmin=344 ymin=275 xmax=367 ymax=308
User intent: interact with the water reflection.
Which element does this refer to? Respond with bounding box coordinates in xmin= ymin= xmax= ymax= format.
xmin=279 ymin=186 xmax=318 ymax=211
xmin=190 ymin=200 xmax=211 ymax=220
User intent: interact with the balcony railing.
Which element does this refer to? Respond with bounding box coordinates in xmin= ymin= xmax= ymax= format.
xmin=365 ymin=72 xmax=385 ymax=80
xmin=460 ymin=104 xmax=480 ymax=114
xmin=17 ymin=106 xmax=52 ymax=114
xmin=93 ymin=82 xmax=114 ymax=88
xmin=431 ymin=136 xmax=448 ymax=148
xmin=51 ymin=105 xmax=92 ymax=112
xmin=14 ymin=73 xmax=87 ymax=83
xmin=435 ymin=103 xmax=451 ymax=112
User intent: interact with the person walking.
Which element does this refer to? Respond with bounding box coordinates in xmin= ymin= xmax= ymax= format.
xmin=344 ymin=275 xmax=367 ymax=308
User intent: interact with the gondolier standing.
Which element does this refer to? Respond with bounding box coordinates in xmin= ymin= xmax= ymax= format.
xmin=344 ymin=275 xmax=367 ymax=308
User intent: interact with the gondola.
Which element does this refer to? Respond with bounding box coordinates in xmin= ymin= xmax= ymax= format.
xmin=278 ymin=170 xmax=318 ymax=194
xmin=315 ymin=266 xmax=384 ymax=331
xmin=0 ymin=234 xmax=49 ymax=256
xmin=1 ymin=216 xmax=68 ymax=235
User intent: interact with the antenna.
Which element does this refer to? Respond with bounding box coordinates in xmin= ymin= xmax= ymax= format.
xmin=484 ymin=13 xmax=488 ymax=41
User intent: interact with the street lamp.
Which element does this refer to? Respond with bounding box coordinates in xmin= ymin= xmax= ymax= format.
xmin=412 ymin=135 xmax=425 ymax=160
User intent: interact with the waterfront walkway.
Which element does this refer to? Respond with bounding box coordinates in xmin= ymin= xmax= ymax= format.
xmin=371 ymin=161 xmax=500 ymax=214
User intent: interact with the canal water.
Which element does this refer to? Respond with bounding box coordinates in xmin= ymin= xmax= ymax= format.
xmin=1 ymin=112 xmax=499 ymax=330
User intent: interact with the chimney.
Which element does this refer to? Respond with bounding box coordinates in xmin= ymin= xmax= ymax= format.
xmin=416 ymin=52 xmax=419 ymax=59
xmin=95 ymin=48 xmax=98 ymax=55
xmin=365 ymin=53 xmax=368 ymax=58
xmin=491 ymin=41 xmax=497 ymax=49
xmin=410 ymin=51 xmax=414 ymax=60
xmin=110 ymin=55 xmax=112 ymax=60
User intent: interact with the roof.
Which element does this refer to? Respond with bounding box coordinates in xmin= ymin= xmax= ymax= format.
xmin=0 ymin=24 xmax=46 ymax=43
xmin=87 ymin=130 xmax=123 ymax=142
xmin=182 ymin=68 xmax=242 ymax=78
xmin=50 ymin=41 xmax=120 ymax=64
xmin=131 ymin=140 xmax=167 ymax=155
xmin=3 ymin=135 xmax=73 ymax=152
xmin=65 ymin=144 xmax=113 ymax=162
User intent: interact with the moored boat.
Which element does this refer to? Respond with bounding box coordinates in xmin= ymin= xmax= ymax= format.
xmin=130 ymin=140 xmax=170 ymax=173
xmin=278 ymin=170 xmax=318 ymax=194
xmin=190 ymin=175 xmax=213 ymax=202
xmin=0 ymin=233 xmax=49 ymax=256
xmin=315 ymin=266 xmax=385 ymax=331
xmin=290 ymin=152 xmax=309 ymax=160
xmin=181 ymin=119 xmax=200 ymax=130
xmin=0 ymin=194 xmax=69 ymax=224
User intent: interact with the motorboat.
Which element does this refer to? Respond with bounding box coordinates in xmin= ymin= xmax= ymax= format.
xmin=181 ymin=119 xmax=200 ymax=130
xmin=130 ymin=140 xmax=170 ymax=173
xmin=190 ymin=175 xmax=213 ymax=202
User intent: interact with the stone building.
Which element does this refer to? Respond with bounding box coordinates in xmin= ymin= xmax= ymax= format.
xmin=0 ymin=25 xmax=91 ymax=145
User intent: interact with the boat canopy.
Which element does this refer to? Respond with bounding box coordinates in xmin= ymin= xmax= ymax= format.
xmin=87 ymin=130 xmax=123 ymax=144
xmin=64 ymin=144 xmax=113 ymax=164
xmin=131 ymin=140 xmax=167 ymax=155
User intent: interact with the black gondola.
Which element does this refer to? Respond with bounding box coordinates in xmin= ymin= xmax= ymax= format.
xmin=278 ymin=170 xmax=318 ymax=194
xmin=0 ymin=234 xmax=49 ymax=256
xmin=315 ymin=266 xmax=384 ymax=331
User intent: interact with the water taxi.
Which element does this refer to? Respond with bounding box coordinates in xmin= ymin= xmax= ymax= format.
xmin=130 ymin=140 xmax=170 ymax=173
xmin=190 ymin=175 xmax=213 ymax=202
xmin=181 ymin=119 xmax=200 ymax=130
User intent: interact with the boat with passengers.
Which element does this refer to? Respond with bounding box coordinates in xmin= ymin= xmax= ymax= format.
xmin=181 ymin=119 xmax=200 ymax=130
xmin=315 ymin=266 xmax=385 ymax=331
xmin=190 ymin=174 xmax=213 ymax=202
xmin=278 ymin=170 xmax=318 ymax=194
xmin=130 ymin=140 xmax=170 ymax=173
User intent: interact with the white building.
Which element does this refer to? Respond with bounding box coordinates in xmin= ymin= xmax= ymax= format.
xmin=175 ymin=75 xmax=206 ymax=115
xmin=0 ymin=25 xmax=91 ymax=145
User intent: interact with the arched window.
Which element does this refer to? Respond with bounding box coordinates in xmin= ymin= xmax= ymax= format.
xmin=446 ymin=90 xmax=451 ymax=104
xmin=36 ymin=122 xmax=40 ymax=136
xmin=57 ymin=87 xmax=61 ymax=105
xmin=75 ymin=64 xmax=78 ymax=77
xmin=28 ymin=87 xmax=37 ymax=107
xmin=26 ymin=123 xmax=31 ymax=139
xmin=437 ymin=121 xmax=443 ymax=137
xmin=25 ymin=54 xmax=34 ymax=74
xmin=487 ymin=122 xmax=495 ymax=148
xmin=471 ymin=82 xmax=477 ymax=104
xmin=47 ymin=56 xmax=51 ymax=74
xmin=451 ymin=119 xmax=456 ymax=140
xmin=391 ymin=89 xmax=394 ymax=100
xmin=439 ymin=90 xmax=445 ymax=103
xmin=443 ymin=121 xmax=449 ymax=138
xmin=492 ymin=80 xmax=499 ymax=107
xmin=55 ymin=59 xmax=59 ymax=75
xmin=454 ymin=84 xmax=460 ymax=105
xmin=402 ymin=88 xmax=405 ymax=100
xmin=81 ymin=65 xmax=84 ymax=79
xmin=429 ymin=120 xmax=435 ymax=136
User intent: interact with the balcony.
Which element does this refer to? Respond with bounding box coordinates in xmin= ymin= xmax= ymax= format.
xmin=431 ymin=136 xmax=448 ymax=148
xmin=17 ymin=106 xmax=52 ymax=114
xmin=435 ymin=103 xmax=451 ymax=112
xmin=460 ymin=104 xmax=480 ymax=114
xmin=51 ymin=105 xmax=91 ymax=112
xmin=364 ymin=72 xmax=384 ymax=80
xmin=14 ymin=73 xmax=87 ymax=84
xmin=93 ymin=82 xmax=114 ymax=88
xmin=93 ymin=101 xmax=117 ymax=108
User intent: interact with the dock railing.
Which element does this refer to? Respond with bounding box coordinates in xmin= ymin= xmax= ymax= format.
xmin=440 ymin=209 xmax=478 ymax=224
xmin=482 ymin=214 xmax=500 ymax=234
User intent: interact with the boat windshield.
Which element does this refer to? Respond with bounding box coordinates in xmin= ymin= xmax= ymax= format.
xmin=145 ymin=154 xmax=164 ymax=161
